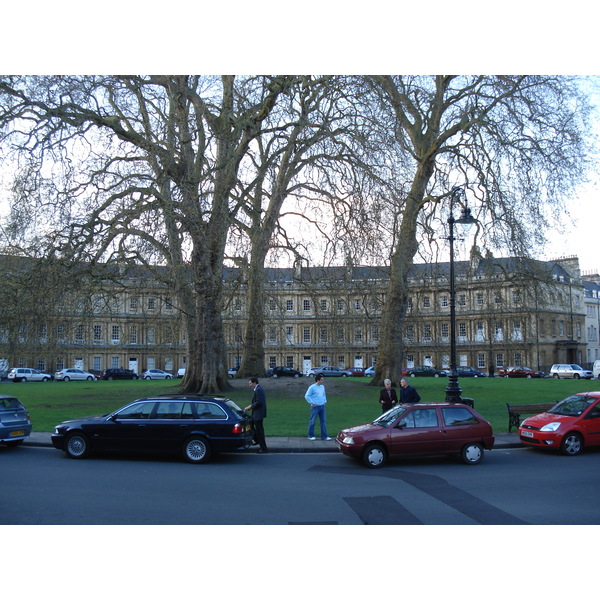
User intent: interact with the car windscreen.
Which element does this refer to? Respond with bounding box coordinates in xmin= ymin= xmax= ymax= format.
xmin=549 ymin=396 xmax=596 ymax=417
xmin=373 ymin=405 xmax=407 ymax=427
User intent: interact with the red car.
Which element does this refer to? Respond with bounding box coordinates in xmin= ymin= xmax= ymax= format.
xmin=518 ymin=392 xmax=600 ymax=455
xmin=336 ymin=403 xmax=494 ymax=468
xmin=499 ymin=366 xmax=544 ymax=378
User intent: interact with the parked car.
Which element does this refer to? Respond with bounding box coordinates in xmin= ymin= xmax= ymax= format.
xmin=100 ymin=368 xmax=139 ymax=381
xmin=336 ymin=402 xmax=494 ymax=468
xmin=346 ymin=367 xmax=365 ymax=377
xmin=268 ymin=366 xmax=303 ymax=378
xmin=0 ymin=395 xmax=32 ymax=446
xmin=228 ymin=367 xmax=238 ymax=378
xmin=306 ymin=366 xmax=350 ymax=377
xmin=549 ymin=364 xmax=593 ymax=379
xmin=51 ymin=395 xmax=253 ymax=463
xmin=177 ymin=368 xmax=186 ymax=378
xmin=364 ymin=366 xmax=375 ymax=377
xmin=593 ymin=359 xmax=600 ymax=380
xmin=142 ymin=369 xmax=173 ymax=380
xmin=455 ymin=366 xmax=487 ymax=377
xmin=7 ymin=367 xmax=53 ymax=382
xmin=519 ymin=392 xmax=600 ymax=455
xmin=499 ymin=366 xmax=544 ymax=378
xmin=404 ymin=366 xmax=447 ymax=378
xmin=54 ymin=368 xmax=98 ymax=382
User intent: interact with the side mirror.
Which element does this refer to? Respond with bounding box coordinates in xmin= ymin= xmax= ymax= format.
xmin=395 ymin=421 xmax=407 ymax=429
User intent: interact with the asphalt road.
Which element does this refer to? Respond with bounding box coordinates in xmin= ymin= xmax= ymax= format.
xmin=2 ymin=443 xmax=599 ymax=525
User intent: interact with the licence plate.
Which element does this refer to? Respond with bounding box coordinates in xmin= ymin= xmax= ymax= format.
xmin=10 ymin=430 xmax=25 ymax=437
xmin=521 ymin=430 xmax=534 ymax=438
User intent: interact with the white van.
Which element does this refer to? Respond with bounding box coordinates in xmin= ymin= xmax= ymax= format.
xmin=593 ymin=360 xmax=600 ymax=380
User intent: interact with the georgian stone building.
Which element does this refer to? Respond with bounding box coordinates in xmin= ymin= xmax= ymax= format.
xmin=224 ymin=255 xmax=588 ymax=375
xmin=0 ymin=254 xmax=590 ymax=376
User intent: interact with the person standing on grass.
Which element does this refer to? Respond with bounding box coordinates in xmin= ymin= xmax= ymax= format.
xmin=245 ymin=377 xmax=268 ymax=453
xmin=399 ymin=377 xmax=421 ymax=404
xmin=378 ymin=378 xmax=398 ymax=413
xmin=305 ymin=373 xmax=331 ymax=440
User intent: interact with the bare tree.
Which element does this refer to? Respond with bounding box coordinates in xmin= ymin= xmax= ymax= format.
xmin=0 ymin=75 xmax=294 ymax=393
xmin=363 ymin=75 xmax=593 ymax=385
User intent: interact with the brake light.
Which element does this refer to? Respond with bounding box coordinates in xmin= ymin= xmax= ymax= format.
xmin=232 ymin=423 xmax=244 ymax=434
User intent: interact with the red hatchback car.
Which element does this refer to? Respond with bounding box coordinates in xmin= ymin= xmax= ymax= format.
xmin=518 ymin=392 xmax=600 ymax=455
xmin=336 ymin=403 xmax=494 ymax=468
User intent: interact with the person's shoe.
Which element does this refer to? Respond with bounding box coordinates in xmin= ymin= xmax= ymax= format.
xmin=257 ymin=449 xmax=268 ymax=453
xmin=322 ymin=437 xmax=332 ymax=440
xmin=308 ymin=436 xmax=316 ymax=440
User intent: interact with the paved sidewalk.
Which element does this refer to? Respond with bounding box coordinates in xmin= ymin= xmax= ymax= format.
xmin=24 ymin=431 xmax=521 ymax=452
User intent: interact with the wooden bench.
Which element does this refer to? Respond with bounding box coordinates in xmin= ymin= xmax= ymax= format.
xmin=507 ymin=402 xmax=556 ymax=432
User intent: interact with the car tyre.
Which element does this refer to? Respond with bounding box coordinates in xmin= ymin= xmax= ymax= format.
xmin=362 ymin=443 xmax=387 ymax=468
xmin=166 ymin=375 xmax=172 ymax=379
xmin=294 ymin=374 xmax=299 ymax=378
xmin=183 ymin=436 xmax=212 ymax=464
xmin=86 ymin=376 xmax=94 ymax=381
xmin=42 ymin=377 xmax=49 ymax=382
xmin=560 ymin=432 xmax=583 ymax=456
xmin=64 ymin=432 xmax=91 ymax=459
xmin=63 ymin=376 xmax=70 ymax=382
xmin=434 ymin=373 xmax=439 ymax=377
xmin=573 ymin=373 xmax=580 ymax=379
xmin=132 ymin=375 xmax=138 ymax=380
xmin=461 ymin=442 xmax=484 ymax=465
xmin=553 ymin=373 xmax=559 ymax=379
xmin=272 ymin=374 xmax=278 ymax=378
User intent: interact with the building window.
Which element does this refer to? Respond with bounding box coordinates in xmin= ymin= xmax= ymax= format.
xmin=165 ymin=297 xmax=173 ymax=311
xmin=268 ymin=327 xmax=277 ymax=344
xmin=354 ymin=299 xmax=361 ymax=311
xmin=477 ymin=353 xmax=486 ymax=368
xmin=495 ymin=323 xmax=503 ymax=341
xmin=285 ymin=326 xmax=294 ymax=344
xmin=286 ymin=356 xmax=294 ymax=368
xmin=423 ymin=324 xmax=432 ymax=342
xmin=112 ymin=325 xmax=120 ymax=343
xmin=93 ymin=325 xmax=102 ymax=342
xmin=494 ymin=293 xmax=502 ymax=305
xmin=130 ymin=326 xmax=138 ymax=344
xmin=75 ymin=325 xmax=84 ymax=343
xmin=370 ymin=324 xmax=379 ymax=342
xmin=512 ymin=320 xmax=522 ymax=341
xmin=164 ymin=327 xmax=174 ymax=344
xmin=496 ymin=353 xmax=504 ymax=368
xmin=286 ymin=299 xmax=293 ymax=311
xmin=423 ymin=296 xmax=431 ymax=308
xmin=319 ymin=327 xmax=328 ymax=343
xmin=303 ymin=299 xmax=311 ymax=311
xmin=476 ymin=293 xmax=484 ymax=306
xmin=320 ymin=299 xmax=328 ymax=311
xmin=441 ymin=323 xmax=449 ymax=340
xmin=559 ymin=321 xmax=565 ymax=336
xmin=130 ymin=297 xmax=139 ymax=313
xmin=147 ymin=327 xmax=156 ymax=344
xmin=147 ymin=297 xmax=156 ymax=311
xmin=476 ymin=322 xmax=485 ymax=341
xmin=512 ymin=290 xmax=521 ymax=305
xmin=406 ymin=325 xmax=414 ymax=342
xmin=458 ymin=294 xmax=467 ymax=307
xmin=354 ymin=327 xmax=363 ymax=342
xmin=513 ymin=352 xmax=522 ymax=366
xmin=320 ymin=356 xmax=329 ymax=366
xmin=93 ymin=356 xmax=101 ymax=370
xmin=336 ymin=299 xmax=344 ymax=312
xmin=111 ymin=356 xmax=119 ymax=368
xmin=269 ymin=356 xmax=277 ymax=368
xmin=576 ymin=322 xmax=581 ymax=338
xmin=458 ymin=322 xmax=467 ymax=339
xmin=336 ymin=326 xmax=345 ymax=343
xmin=440 ymin=295 xmax=448 ymax=308
xmin=268 ymin=299 xmax=276 ymax=311
xmin=303 ymin=327 xmax=311 ymax=343
xmin=405 ymin=354 xmax=414 ymax=367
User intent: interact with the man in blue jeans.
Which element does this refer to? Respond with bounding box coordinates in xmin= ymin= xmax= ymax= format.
xmin=305 ymin=373 xmax=332 ymax=440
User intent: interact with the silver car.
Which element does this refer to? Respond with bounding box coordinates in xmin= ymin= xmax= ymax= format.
xmin=0 ymin=395 xmax=32 ymax=446
xmin=142 ymin=369 xmax=173 ymax=380
xmin=550 ymin=364 xmax=593 ymax=379
xmin=54 ymin=368 xmax=97 ymax=381
xmin=7 ymin=367 xmax=53 ymax=382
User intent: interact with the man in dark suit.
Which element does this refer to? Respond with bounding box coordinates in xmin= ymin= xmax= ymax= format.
xmin=399 ymin=378 xmax=421 ymax=404
xmin=245 ymin=377 xmax=268 ymax=453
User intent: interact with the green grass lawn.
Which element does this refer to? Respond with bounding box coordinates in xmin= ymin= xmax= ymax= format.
xmin=6 ymin=375 xmax=600 ymax=435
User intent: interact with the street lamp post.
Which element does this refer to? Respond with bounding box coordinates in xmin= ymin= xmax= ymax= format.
xmin=445 ymin=186 xmax=477 ymax=403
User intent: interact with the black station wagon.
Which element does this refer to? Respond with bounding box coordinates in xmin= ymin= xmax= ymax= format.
xmin=51 ymin=395 xmax=253 ymax=463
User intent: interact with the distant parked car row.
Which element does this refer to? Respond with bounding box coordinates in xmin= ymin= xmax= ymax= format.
xmin=5 ymin=367 xmax=175 ymax=382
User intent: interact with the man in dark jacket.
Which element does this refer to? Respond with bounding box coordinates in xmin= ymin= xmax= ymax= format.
xmin=245 ymin=377 xmax=268 ymax=453
xmin=399 ymin=378 xmax=421 ymax=404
